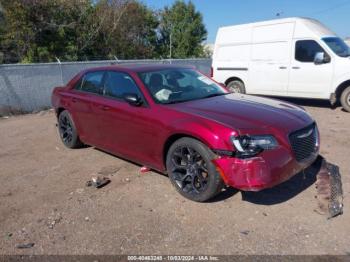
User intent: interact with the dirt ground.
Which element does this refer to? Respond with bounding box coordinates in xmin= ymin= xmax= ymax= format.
xmin=0 ymin=99 xmax=349 ymax=256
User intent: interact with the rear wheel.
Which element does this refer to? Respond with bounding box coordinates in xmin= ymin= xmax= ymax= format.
xmin=226 ymin=80 xmax=245 ymax=94
xmin=58 ymin=110 xmax=83 ymax=148
xmin=340 ymin=86 xmax=350 ymax=112
xmin=166 ymin=137 xmax=224 ymax=202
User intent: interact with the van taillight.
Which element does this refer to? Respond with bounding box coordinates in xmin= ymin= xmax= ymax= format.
xmin=210 ymin=67 xmax=213 ymax=78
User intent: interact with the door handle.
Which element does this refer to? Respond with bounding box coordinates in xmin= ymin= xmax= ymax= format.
xmin=292 ymin=66 xmax=300 ymax=69
xmin=279 ymin=66 xmax=287 ymax=69
xmin=99 ymin=105 xmax=110 ymax=111
xmin=71 ymin=98 xmax=78 ymax=103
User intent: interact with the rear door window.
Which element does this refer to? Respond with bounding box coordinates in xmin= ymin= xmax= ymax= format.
xmin=78 ymin=71 xmax=105 ymax=95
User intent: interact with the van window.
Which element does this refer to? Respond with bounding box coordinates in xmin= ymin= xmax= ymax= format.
xmin=295 ymin=40 xmax=326 ymax=62
xmin=79 ymin=71 xmax=104 ymax=94
xmin=323 ymin=37 xmax=350 ymax=58
xmin=103 ymin=71 xmax=142 ymax=99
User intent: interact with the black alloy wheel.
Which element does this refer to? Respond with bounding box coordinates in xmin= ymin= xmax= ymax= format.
xmin=58 ymin=110 xmax=83 ymax=148
xmin=170 ymin=146 xmax=209 ymax=194
xmin=166 ymin=137 xmax=224 ymax=202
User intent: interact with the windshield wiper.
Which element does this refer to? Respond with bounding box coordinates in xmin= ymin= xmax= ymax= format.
xmin=162 ymin=99 xmax=189 ymax=105
xmin=162 ymin=93 xmax=227 ymax=104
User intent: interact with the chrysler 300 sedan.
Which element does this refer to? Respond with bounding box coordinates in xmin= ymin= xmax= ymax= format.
xmin=52 ymin=64 xmax=319 ymax=202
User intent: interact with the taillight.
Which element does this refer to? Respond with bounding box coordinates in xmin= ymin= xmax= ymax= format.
xmin=210 ymin=66 xmax=213 ymax=78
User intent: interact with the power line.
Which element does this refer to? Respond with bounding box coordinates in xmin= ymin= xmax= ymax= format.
xmin=310 ymin=0 xmax=350 ymax=15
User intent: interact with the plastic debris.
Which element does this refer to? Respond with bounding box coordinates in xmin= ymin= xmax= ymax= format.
xmin=140 ymin=166 xmax=151 ymax=173
xmin=86 ymin=176 xmax=110 ymax=188
xmin=240 ymin=230 xmax=250 ymax=235
xmin=315 ymin=159 xmax=343 ymax=219
xmin=16 ymin=243 xmax=35 ymax=249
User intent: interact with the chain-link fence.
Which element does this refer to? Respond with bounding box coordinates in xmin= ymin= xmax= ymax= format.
xmin=0 ymin=59 xmax=212 ymax=115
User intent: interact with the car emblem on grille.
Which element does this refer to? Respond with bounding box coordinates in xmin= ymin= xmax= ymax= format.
xmin=297 ymin=128 xmax=313 ymax=139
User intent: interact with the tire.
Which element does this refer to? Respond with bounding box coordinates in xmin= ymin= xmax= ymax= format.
xmin=58 ymin=110 xmax=83 ymax=148
xmin=340 ymin=86 xmax=350 ymax=112
xmin=226 ymin=80 xmax=245 ymax=94
xmin=166 ymin=137 xmax=224 ymax=202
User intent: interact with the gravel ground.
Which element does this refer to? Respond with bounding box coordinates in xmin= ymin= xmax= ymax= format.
xmin=0 ymin=100 xmax=349 ymax=255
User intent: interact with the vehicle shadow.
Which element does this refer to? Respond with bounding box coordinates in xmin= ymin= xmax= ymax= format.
xmin=94 ymin=147 xmax=324 ymax=206
xmin=208 ymin=187 xmax=240 ymax=202
xmin=266 ymin=96 xmax=335 ymax=109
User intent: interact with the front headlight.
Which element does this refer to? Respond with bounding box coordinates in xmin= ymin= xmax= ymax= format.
xmin=231 ymin=135 xmax=278 ymax=158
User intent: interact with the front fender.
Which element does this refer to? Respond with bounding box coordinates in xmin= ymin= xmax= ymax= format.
xmin=332 ymin=73 xmax=350 ymax=94
xmin=166 ymin=117 xmax=237 ymax=151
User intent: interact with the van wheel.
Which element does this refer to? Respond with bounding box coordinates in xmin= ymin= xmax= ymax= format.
xmin=340 ymin=86 xmax=350 ymax=112
xmin=226 ymin=80 xmax=245 ymax=94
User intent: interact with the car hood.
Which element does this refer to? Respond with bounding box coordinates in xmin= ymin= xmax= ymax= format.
xmin=167 ymin=94 xmax=314 ymax=133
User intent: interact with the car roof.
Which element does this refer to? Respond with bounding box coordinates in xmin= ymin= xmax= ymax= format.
xmin=83 ymin=63 xmax=195 ymax=73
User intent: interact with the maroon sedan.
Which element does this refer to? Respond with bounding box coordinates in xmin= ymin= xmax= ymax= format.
xmin=52 ymin=64 xmax=319 ymax=202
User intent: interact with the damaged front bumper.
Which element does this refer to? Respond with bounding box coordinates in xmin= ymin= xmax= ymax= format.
xmin=212 ymin=146 xmax=318 ymax=191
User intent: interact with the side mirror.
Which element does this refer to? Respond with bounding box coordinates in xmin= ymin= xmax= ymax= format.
xmin=314 ymin=52 xmax=330 ymax=64
xmin=123 ymin=93 xmax=143 ymax=106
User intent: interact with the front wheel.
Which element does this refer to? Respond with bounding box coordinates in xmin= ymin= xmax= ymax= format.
xmin=340 ymin=86 xmax=350 ymax=112
xmin=166 ymin=138 xmax=224 ymax=202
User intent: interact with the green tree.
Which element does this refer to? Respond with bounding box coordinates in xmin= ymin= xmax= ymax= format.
xmin=0 ymin=0 xmax=207 ymax=63
xmin=0 ymin=0 xmax=94 ymax=63
xmin=89 ymin=0 xmax=159 ymax=59
xmin=158 ymin=0 xmax=207 ymax=58
xmin=0 ymin=0 xmax=159 ymax=63
xmin=0 ymin=1 xmax=5 ymax=63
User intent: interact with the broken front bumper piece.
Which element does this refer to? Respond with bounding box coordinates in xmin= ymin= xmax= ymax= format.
xmin=315 ymin=159 xmax=344 ymax=218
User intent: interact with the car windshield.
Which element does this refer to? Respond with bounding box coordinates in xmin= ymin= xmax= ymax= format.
xmin=322 ymin=37 xmax=350 ymax=57
xmin=138 ymin=68 xmax=228 ymax=104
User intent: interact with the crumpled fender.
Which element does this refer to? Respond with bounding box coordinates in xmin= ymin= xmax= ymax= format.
xmin=166 ymin=116 xmax=237 ymax=151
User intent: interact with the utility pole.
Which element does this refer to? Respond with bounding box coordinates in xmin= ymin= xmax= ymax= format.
xmin=55 ymin=57 xmax=64 ymax=85
xmin=169 ymin=31 xmax=172 ymax=60
xmin=169 ymin=22 xmax=173 ymax=63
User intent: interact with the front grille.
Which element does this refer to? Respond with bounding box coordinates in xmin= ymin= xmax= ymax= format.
xmin=289 ymin=123 xmax=318 ymax=162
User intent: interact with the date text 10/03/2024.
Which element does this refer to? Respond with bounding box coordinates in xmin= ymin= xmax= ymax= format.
xmin=127 ymin=256 xmax=219 ymax=261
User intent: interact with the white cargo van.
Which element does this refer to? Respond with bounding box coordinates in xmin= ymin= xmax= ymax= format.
xmin=212 ymin=17 xmax=350 ymax=112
